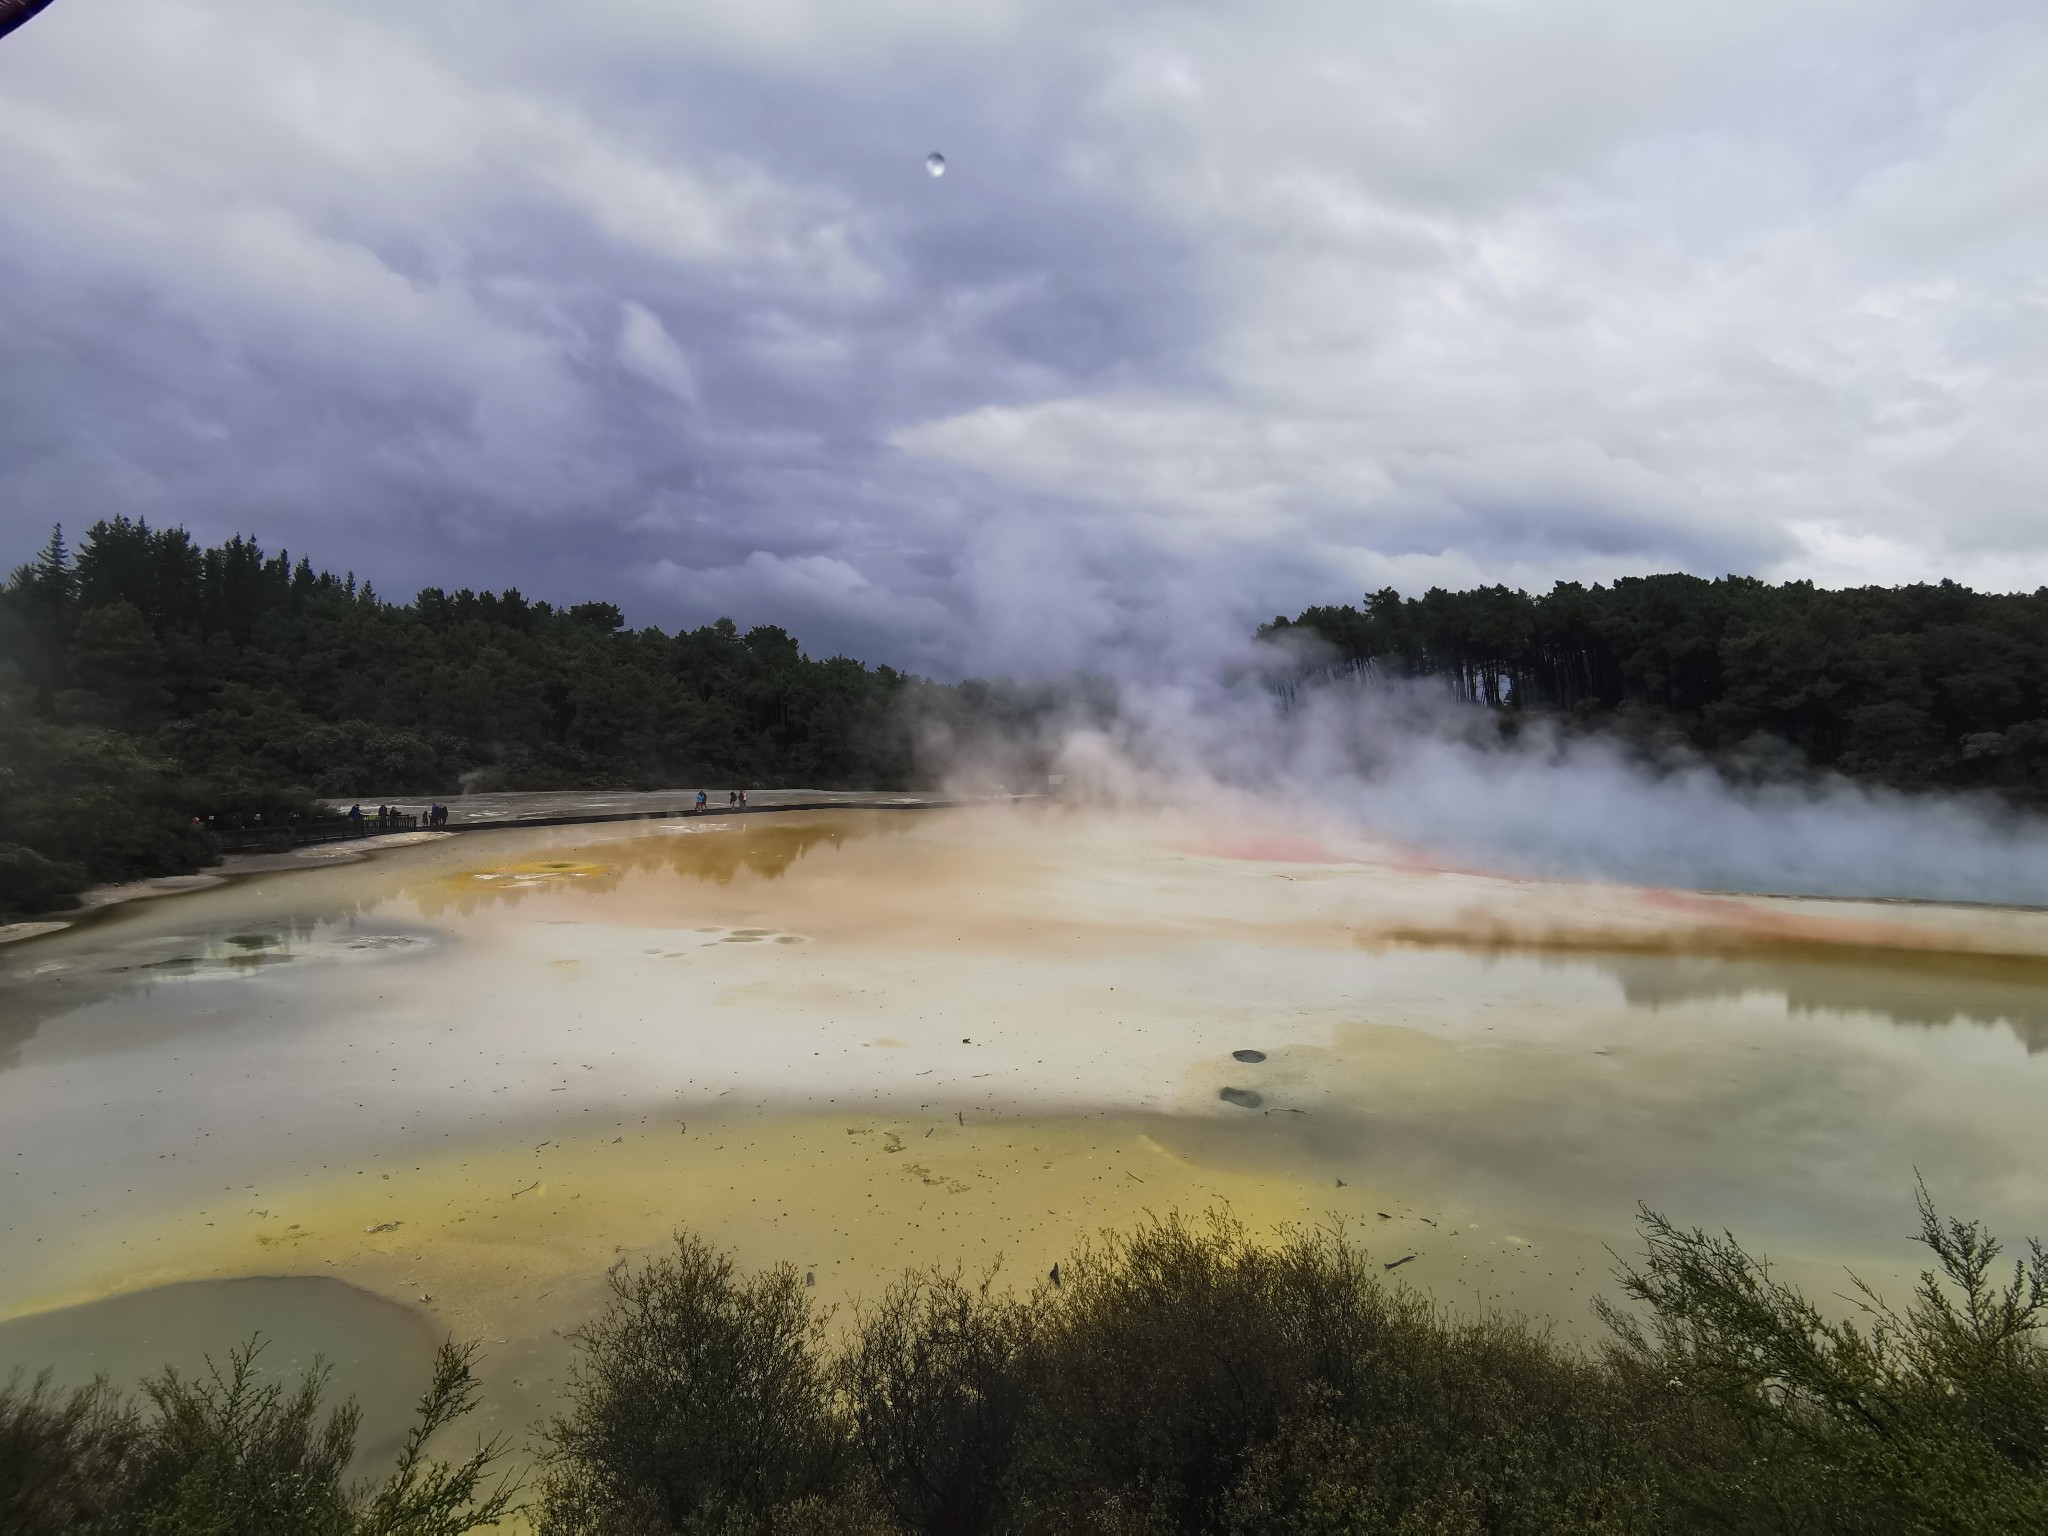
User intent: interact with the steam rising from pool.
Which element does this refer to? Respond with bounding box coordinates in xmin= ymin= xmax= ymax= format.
xmin=924 ymin=667 xmax=2048 ymax=905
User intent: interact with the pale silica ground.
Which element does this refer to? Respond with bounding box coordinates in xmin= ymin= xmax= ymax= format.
xmin=5 ymin=803 xmax=2048 ymax=1455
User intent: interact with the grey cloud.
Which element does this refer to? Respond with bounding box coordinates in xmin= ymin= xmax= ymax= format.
xmin=2 ymin=0 xmax=2046 ymax=679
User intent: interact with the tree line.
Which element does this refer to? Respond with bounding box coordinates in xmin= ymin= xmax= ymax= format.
xmin=6 ymin=1191 xmax=2045 ymax=1532
xmin=0 ymin=519 xmax=937 ymax=916
xmin=14 ymin=521 xmax=2048 ymax=919
xmin=1264 ymin=575 xmax=2048 ymax=800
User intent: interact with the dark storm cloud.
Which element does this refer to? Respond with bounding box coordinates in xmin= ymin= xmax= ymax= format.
xmin=4 ymin=0 xmax=2047 ymax=677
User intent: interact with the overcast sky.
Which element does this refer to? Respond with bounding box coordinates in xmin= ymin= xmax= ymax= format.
xmin=2 ymin=1 xmax=2044 ymax=676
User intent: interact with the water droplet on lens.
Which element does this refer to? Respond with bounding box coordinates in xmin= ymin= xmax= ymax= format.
xmin=925 ymin=152 xmax=946 ymax=177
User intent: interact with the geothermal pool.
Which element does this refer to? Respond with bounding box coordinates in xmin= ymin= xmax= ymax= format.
xmin=4 ymin=804 xmax=2048 ymax=1448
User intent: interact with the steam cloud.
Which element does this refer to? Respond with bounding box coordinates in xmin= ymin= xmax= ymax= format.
xmin=922 ymin=651 xmax=2048 ymax=908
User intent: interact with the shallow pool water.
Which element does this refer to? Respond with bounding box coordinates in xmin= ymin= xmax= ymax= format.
xmin=0 ymin=1276 xmax=439 ymax=1474
xmin=4 ymin=803 xmax=2046 ymax=1446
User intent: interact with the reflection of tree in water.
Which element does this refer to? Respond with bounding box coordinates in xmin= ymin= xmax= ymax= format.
xmin=0 ymin=905 xmax=415 ymax=1069
xmin=3 ymin=817 xmax=892 ymax=1061
xmin=1549 ymin=945 xmax=2048 ymax=1055
xmin=0 ymin=984 xmax=69 ymax=1072
xmin=1382 ymin=926 xmax=2048 ymax=1056
xmin=409 ymin=818 xmax=885 ymax=918
xmin=411 ymin=862 xmax=628 ymax=918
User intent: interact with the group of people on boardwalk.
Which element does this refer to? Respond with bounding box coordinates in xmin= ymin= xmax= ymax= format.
xmin=345 ymin=802 xmax=449 ymax=833
xmin=333 ymin=792 xmax=749 ymax=834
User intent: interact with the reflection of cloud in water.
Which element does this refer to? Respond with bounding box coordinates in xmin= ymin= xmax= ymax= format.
xmin=409 ymin=818 xmax=880 ymax=917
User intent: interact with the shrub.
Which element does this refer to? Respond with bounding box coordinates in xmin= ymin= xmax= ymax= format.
xmin=1601 ymin=1180 xmax=2048 ymax=1532
xmin=0 ymin=842 xmax=84 ymax=920
xmin=11 ymin=1203 xmax=2039 ymax=1533
xmin=1008 ymin=1213 xmax=1659 ymax=1534
xmin=0 ymin=1372 xmax=140 ymax=1532
xmin=839 ymin=1269 xmax=1030 ymax=1535
xmin=539 ymin=1216 xmax=1671 ymax=1535
xmin=537 ymin=1233 xmax=856 ymax=1533
xmin=0 ymin=1337 xmax=515 ymax=1535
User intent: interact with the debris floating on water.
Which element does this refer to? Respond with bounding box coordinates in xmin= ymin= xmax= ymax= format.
xmin=1231 ymin=1049 xmax=1266 ymax=1064
xmin=1219 ymin=1087 xmax=1263 ymax=1109
xmin=1384 ymin=1255 xmax=1417 ymax=1271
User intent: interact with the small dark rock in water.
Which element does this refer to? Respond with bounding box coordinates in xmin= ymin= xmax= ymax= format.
xmin=1219 ymin=1087 xmax=1263 ymax=1109
xmin=1335 ymin=1178 xmax=1347 ymax=1188
xmin=1231 ymin=1049 xmax=1266 ymax=1064
xmin=1050 ymin=1263 xmax=1061 ymax=1288
xmin=806 ymin=1271 xmax=815 ymax=1288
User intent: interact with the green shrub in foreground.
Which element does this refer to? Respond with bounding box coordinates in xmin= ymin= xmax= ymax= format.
xmin=1603 ymin=1180 xmax=2048 ymax=1532
xmin=8 ymin=1191 xmax=2043 ymax=1533
xmin=1005 ymin=1214 xmax=1659 ymax=1533
xmin=535 ymin=1232 xmax=863 ymax=1534
xmin=0 ymin=1337 xmax=515 ymax=1535
xmin=538 ymin=1215 xmax=1667 ymax=1534
xmin=538 ymin=1196 xmax=2048 ymax=1534
xmin=838 ymin=1269 xmax=1030 ymax=1535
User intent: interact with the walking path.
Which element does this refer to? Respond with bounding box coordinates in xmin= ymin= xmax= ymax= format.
xmin=320 ymin=787 xmax=955 ymax=834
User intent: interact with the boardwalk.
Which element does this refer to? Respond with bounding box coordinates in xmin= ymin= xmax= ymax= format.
xmin=211 ymin=790 xmax=974 ymax=854
xmin=319 ymin=787 xmax=954 ymax=832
